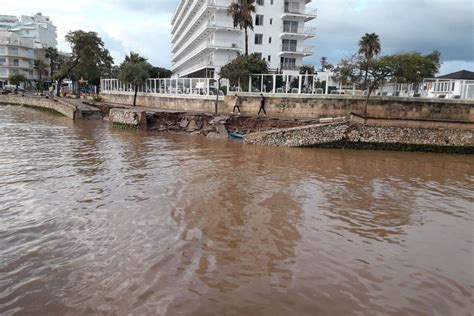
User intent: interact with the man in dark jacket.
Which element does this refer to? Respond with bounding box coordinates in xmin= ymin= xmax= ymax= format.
xmin=258 ymin=93 xmax=267 ymax=116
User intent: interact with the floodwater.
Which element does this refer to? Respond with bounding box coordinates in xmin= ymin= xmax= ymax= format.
xmin=0 ymin=105 xmax=473 ymax=316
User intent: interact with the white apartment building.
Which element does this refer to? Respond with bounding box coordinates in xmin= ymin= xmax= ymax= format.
xmin=0 ymin=30 xmax=35 ymax=88
xmin=170 ymin=0 xmax=316 ymax=79
xmin=0 ymin=13 xmax=57 ymax=88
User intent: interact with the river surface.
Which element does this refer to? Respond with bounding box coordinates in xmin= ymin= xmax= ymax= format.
xmin=0 ymin=105 xmax=473 ymax=316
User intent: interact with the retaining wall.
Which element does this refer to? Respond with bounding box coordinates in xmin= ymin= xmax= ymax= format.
xmin=100 ymin=92 xmax=474 ymax=122
xmin=0 ymin=95 xmax=77 ymax=119
xmin=244 ymin=121 xmax=474 ymax=152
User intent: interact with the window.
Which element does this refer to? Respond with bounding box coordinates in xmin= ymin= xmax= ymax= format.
xmin=268 ymin=55 xmax=271 ymax=62
xmin=0 ymin=57 xmax=6 ymax=66
xmin=283 ymin=21 xmax=299 ymax=33
xmin=257 ymin=0 xmax=264 ymax=5
xmin=271 ymin=0 xmax=274 ymax=4
xmin=256 ymin=14 xmax=264 ymax=26
xmin=270 ymin=18 xmax=273 ymax=25
xmin=255 ymin=34 xmax=263 ymax=45
xmin=9 ymin=47 xmax=18 ymax=56
xmin=269 ymin=37 xmax=272 ymax=44
xmin=255 ymin=53 xmax=262 ymax=59
xmin=285 ymin=2 xmax=300 ymax=14
xmin=281 ymin=57 xmax=296 ymax=70
xmin=13 ymin=59 xmax=19 ymax=66
xmin=282 ymin=39 xmax=297 ymax=51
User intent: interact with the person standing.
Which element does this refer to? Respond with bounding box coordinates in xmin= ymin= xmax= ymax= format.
xmin=232 ymin=94 xmax=241 ymax=114
xmin=258 ymin=93 xmax=267 ymax=116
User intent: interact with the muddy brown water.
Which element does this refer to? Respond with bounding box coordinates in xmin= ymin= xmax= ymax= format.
xmin=0 ymin=105 xmax=473 ymax=316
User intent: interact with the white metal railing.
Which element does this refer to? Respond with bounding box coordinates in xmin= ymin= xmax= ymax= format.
xmin=280 ymin=63 xmax=303 ymax=71
xmin=280 ymin=44 xmax=314 ymax=54
xmin=243 ymin=73 xmax=332 ymax=95
xmin=283 ymin=3 xmax=318 ymax=16
xmin=281 ymin=26 xmax=316 ymax=34
xmin=101 ymin=77 xmax=230 ymax=97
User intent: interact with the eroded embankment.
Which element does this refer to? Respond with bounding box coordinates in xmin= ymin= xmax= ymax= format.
xmin=108 ymin=107 xmax=319 ymax=138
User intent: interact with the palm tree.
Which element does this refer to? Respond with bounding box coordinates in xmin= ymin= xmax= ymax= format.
xmin=45 ymin=47 xmax=59 ymax=78
xmin=34 ymin=59 xmax=48 ymax=92
xmin=228 ymin=0 xmax=256 ymax=56
xmin=358 ymin=33 xmax=381 ymax=89
xmin=118 ymin=52 xmax=152 ymax=106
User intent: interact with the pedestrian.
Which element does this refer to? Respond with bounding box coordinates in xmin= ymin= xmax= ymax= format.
xmin=232 ymin=94 xmax=241 ymax=115
xmin=258 ymin=93 xmax=267 ymax=116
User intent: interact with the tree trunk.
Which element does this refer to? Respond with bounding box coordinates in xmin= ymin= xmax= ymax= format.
xmin=133 ymin=85 xmax=138 ymax=106
xmin=56 ymin=78 xmax=63 ymax=97
xmin=244 ymin=27 xmax=248 ymax=56
xmin=364 ymin=86 xmax=372 ymax=115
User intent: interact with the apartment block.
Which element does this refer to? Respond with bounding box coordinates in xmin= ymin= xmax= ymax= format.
xmin=170 ymin=0 xmax=316 ymax=79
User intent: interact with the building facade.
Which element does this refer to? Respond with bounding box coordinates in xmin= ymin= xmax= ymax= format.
xmin=0 ymin=31 xmax=35 ymax=88
xmin=0 ymin=13 xmax=57 ymax=88
xmin=170 ymin=0 xmax=316 ymax=79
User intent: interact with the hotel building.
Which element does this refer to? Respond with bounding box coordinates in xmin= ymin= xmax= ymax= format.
xmin=170 ymin=0 xmax=316 ymax=79
xmin=0 ymin=13 xmax=57 ymax=88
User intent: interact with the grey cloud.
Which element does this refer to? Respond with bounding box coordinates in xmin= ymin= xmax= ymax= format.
xmin=307 ymin=0 xmax=474 ymax=66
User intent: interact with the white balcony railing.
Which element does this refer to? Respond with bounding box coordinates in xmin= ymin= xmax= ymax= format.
xmin=280 ymin=45 xmax=314 ymax=54
xmin=280 ymin=63 xmax=302 ymax=71
xmin=281 ymin=26 xmax=316 ymax=34
xmin=282 ymin=4 xmax=318 ymax=17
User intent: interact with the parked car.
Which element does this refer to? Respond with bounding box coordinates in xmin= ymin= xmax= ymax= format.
xmin=2 ymin=85 xmax=25 ymax=93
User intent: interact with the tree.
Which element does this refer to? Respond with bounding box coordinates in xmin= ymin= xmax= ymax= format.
xmin=299 ymin=65 xmax=316 ymax=74
xmin=364 ymin=56 xmax=397 ymax=104
xmin=332 ymin=54 xmax=364 ymax=88
xmin=8 ymin=74 xmax=27 ymax=93
xmin=391 ymin=51 xmax=442 ymax=87
xmin=150 ymin=67 xmax=172 ymax=78
xmin=220 ymin=53 xmax=268 ymax=91
xmin=358 ymin=33 xmax=381 ymax=89
xmin=118 ymin=52 xmax=152 ymax=106
xmin=54 ymin=30 xmax=113 ymax=96
xmin=34 ymin=59 xmax=48 ymax=92
xmin=45 ymin=47 xmax=59 ymax=78
xmin=227 ymin=0 xmax=256 ymax=56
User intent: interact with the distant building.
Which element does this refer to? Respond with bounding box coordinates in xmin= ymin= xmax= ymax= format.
xmin=424 ymin=70 xmax=474 ymax=99
xmin=0 ymin=30 xmax=35 ymax=88
xmin=0 ymin=13 xmax=57 ymax=88
xmin=170 ymin=0 xmax=317 ymax=79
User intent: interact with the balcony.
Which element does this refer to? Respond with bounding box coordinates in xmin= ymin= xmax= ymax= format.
xmin=279 ymin=44 xmax=314 ymax=56
xmin=281 ymin=25 xmax=316 ymax=38
xmin=172 ymin=40 xmax=242 ymax=72
xmin=171 ymin=0 xmax=229 ymax=43
xmin=280 ymin=63 xmax=303 ymax=71
xmin=281 ymin=4 xmax=317 ymax=21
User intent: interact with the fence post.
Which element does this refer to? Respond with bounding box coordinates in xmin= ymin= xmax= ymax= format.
xmin=249 ymin=76 xmax=252 ymax=93
xmin=273 ymin=74 xmax=276 ymax=94
xmin=298 ymin=75 xmax=302 ymax=94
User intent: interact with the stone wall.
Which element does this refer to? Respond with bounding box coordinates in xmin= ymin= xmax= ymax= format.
xmin=101 ymin=92 xmax=474 ymax=122
xmin=109 ymin=108 xmax=147 ymax=130
xmin=101 ymin=93 xmax=221 ymax=113
xmin=0 ymin=95 xmax=77 ymax=119
xmin=244 ymin=121 xmax=474 ymax=152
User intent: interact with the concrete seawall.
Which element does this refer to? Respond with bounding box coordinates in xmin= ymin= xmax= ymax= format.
xmin=0 ymin=95 xmax=78 ymax=118
xmin=0 ymin=95 xmax=103 ymax=120
xmin=244 ymin=121 xmax=474 ymax=153
xmin=101 ymin=93 xmax=474 ymax=122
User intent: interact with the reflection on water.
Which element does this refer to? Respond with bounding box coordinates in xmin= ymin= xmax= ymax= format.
xmin=0 ymin=105 xmax=473 ymax=315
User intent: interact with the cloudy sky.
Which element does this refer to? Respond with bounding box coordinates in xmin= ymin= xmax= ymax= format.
xmin=2 ymin=0 xmax=473 ymax=75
